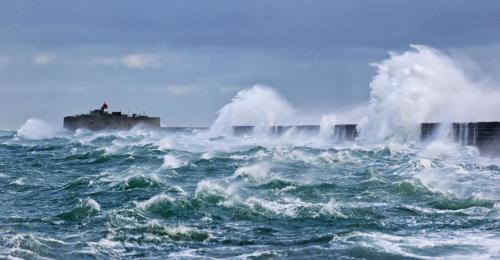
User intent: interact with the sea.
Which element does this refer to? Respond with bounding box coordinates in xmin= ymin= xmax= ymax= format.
xmin=0 ymin=123 xmax=499 ymax=259
xmin=1 ymin=45 xmax=500 ymax=259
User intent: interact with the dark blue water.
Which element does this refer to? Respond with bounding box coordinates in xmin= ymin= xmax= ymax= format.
xmin=1 ymin=127 xmax=499 ymax=259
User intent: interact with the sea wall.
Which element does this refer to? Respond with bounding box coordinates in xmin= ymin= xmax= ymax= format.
xmin=421 ymin=122 xmax=500 ymax=155
xmin=213 ymin=123 xmax=499 ymax=155
xmin=144 ymin=122 xmax=500 ymax=156
xmin=230 ymin=124 xmax=358 ymax=141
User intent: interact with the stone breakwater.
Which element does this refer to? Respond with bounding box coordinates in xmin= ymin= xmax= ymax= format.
xmin=159 ymin=122 xmax=499 ymax=155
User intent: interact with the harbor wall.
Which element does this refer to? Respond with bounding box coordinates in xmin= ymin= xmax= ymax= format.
xmin=230 ymin=124 xmax=358 ymax=141
xmin=421 ymin=122 xmax=500 ymax=156
xmin=221 ymin=123 xmax=498 ymax=155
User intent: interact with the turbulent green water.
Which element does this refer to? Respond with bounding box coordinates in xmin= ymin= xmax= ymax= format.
xmin=1 ymin=127 xmax=499 ymax=259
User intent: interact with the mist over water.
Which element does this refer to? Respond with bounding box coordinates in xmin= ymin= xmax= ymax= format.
xmin=2 ymin=45 xmax=500 ymax=259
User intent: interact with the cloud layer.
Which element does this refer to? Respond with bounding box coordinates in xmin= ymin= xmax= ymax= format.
xmin=0 ymin=1 xmax=499 ymax=128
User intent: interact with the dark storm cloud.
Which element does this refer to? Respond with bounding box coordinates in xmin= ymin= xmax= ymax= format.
xmin=1 ymin=0 xmax=499 ymax=49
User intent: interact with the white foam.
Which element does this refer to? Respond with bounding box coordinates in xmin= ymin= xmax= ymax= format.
xmin=245 ymin=197 xmax=305 ymax=217
xmin=16 ymin=118 xmax=58 ymax=140
xmin=200 ymin=152 xmax=214 ymax=160
xmin=83 ymin=198 xmax=101 ymax=212
xmin=167 ymin=249 xmax=204 ymax=258
xmin=10 ymin=178 xmax=25 ymax=186
xmin=320 ymin=199 xmax=347 ymax=218
xmin=194 ymin=180 xmax=233 ymax=200
xmin=317 ymin=150 xmax=361 ymax=165
xmin=335 ymin=231 xmax=500 ymax=259
xmin=161 ymin=154 xmax=186 ymax=169
xmin=168 ymin=185 xmax=188 ymax=196
xmin=157 ymin=137 xmax=173 ymax=150
xmin=319 ymin=114 xmax=337 ymax=139
xmin=360 ymin=45 xmax=500 ymax=142
xmin=209 ymin=85 xmax=295 ymax=136
xmin=235 ymin=250 xmax=282 ymax=259
xmin=2 ymin=233 xmax=72 ymax=259
xmin=163 ymin=225 xmax=203 ymax=237
xmin=244 ymin=197 xmax=345 ymax=218
xmin=233 ymin=163 xmax=271 ymax=184
xmin=415 ymin=158 xmax=433 ymax=170
xmin=137 ymin=194 xmax=175 ymax=210
xmin=415 ymin=165 xmax=500 ymax=200
xmin=419 ymin=141 xmax=459 ymax=160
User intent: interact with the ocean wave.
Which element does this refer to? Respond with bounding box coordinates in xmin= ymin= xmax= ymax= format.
xmin=137 ymin=220 xmax=210 ymax=242
xmin=233 ymin=162 xmax=271 ymax=184
xmin=195 ymin=179 xmax=234 ymax=203
xmin=161 ymin=154 xmax=186 ymax=170
xmin=0 ymin=232 xmax=73 ymax=259
xmin=123 ymin=175 xmax=159 ymax=190
xmin=334 ymin=231 xmax=500 ymax=259
xmin=136 ymin=193 xmax=198 ymax=219
xmin=57 ymin=198 xmax=100 ymax=221
xmin=16 ymin=118 xmax=59 ymax=140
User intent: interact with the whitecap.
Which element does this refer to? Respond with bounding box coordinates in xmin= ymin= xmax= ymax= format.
xmin=200 ymin=152 xmax=214 ymax=160
xmin=194 ymin=180 xmax=231 ymax=201
xmin=157 ymin=137 xmax=173 ymax=150
xmin=10 ymin=178 xmax=26 ymax=186
xmin=83 ymin=198 xmax=101 ymax=212
xmin=320 ymin=199 xmax=347 ymax=218
xmin=16 ymin=118 xmax=58 ymax=140
xmin=161 ymin=154 xmax=186 ymax=169
xmin=335 ymin=231 xmax=500 ymax=259
xmin=137 ymin=194 xmax=176 ymax=210
xmin=233 ymin=162 xmax=271 ymax=184
xmin=415 ymin=165 xmax=500 ymax=200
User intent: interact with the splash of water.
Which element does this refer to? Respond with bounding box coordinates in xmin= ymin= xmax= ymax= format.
xmin=16 ymin=118 xmax=58 ymax=140
xmin=319 ymin=114 xmax=337 ymax=139
xmin=208 ymin=85 xmax=295 ymax=136
xmin=359 ymin=44 xmax=500 ymax=142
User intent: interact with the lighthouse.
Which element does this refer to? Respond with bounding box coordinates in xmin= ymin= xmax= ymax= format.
xmin=100 ymin=102 xmax=109 ymax=114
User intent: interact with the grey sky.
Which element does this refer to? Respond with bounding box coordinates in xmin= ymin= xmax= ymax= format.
xmin=1 ymin=0 xmax=500 ymax=128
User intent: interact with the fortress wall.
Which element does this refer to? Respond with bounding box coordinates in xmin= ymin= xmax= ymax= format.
xmin=64 ymin=115 xmax=160 ymax=130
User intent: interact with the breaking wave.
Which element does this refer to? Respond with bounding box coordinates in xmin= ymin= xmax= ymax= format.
xmin=16 ymin=118 xmax=59 ymax=140
xmin=209 ymin=84 xmax=295 ymax=136
xmin=360 ymin=44 xmax=500 ymax=142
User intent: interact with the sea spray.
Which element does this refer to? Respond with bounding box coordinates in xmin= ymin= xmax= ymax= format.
xmin=359 ymin=45 xmax=500 ymax=142
xmin=208 ymin=85 xmax=295 ymax=136
xmin=319 ymin=114 xmax=337 ymax=140
xmin=17 ymin=118 xmax=58 ymax=140
xmin=162 ymin=154 xmax=186 ymax=169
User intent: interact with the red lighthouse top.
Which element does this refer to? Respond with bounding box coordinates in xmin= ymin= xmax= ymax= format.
xmin=101 ymin=102 xmax=108 ymax=110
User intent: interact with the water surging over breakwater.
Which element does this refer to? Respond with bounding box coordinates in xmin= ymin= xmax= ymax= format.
xmin=200 ymin=45 xmax=500 ymax=154
xmin=360 ymin=45 xmax=500 ymax=142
